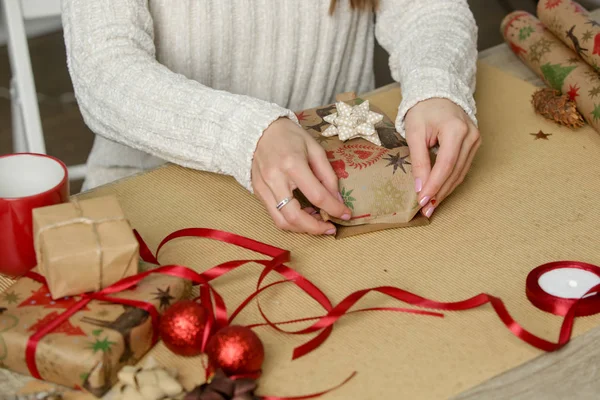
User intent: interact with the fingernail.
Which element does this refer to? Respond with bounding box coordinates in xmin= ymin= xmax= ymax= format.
xmin=341 ymin=213 xmax=351 ymax=221
xmin=414 ymin=178 xmax=422 ymax=193
xmin=325 ymin=228 xmax=336 ymax=235
xmin=303 ymin=207 xmax=316 ymax=214
xmin=337 ymin=192 xmax=344 ymax=203
xmin=419 ymin=196 xmax=430 ymax=207
xmin=425 ymin=207 xmax=435 ymax=218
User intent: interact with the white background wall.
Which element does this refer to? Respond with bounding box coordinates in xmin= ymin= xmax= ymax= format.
xmin=0 ymin=8 xmax=61 ymax=47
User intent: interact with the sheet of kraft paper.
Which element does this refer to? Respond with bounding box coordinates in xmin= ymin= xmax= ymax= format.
xmin=4 ymin=62 xmax=600 ymax=399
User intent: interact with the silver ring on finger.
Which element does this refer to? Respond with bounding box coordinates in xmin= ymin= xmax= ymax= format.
xmin=276 ymin=196 xmax=293 ymax=211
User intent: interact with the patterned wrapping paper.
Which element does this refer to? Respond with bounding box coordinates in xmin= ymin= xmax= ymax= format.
xmin=0 ymin=263 xmax=188 ymax=397
xmin=294 ymin=96 xmax=429 ymax=237
xmin=502 ymin=11 xmax=600 ymax=133
xmin=537 ymin=0 xmax=600 ymax=70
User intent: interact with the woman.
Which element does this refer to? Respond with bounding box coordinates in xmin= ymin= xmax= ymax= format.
xmin=62 ymin=0 xmax=480 ymax=235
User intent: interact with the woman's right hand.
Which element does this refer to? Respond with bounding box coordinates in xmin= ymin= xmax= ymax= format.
xmin=251 ymin=118 xmax=352 ymax=235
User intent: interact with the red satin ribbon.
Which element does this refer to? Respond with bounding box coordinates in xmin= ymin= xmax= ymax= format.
xmin=136 ymin=229 xmax=600 ymax=356
xmin=135 ymin=228 xmax=338 ymax=358
xmin=526 ymin=261 xmax=600 ymax=317
xmin=23 ymin=227 xmax=600 ymax=398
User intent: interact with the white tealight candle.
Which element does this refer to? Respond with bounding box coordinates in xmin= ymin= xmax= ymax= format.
xmin=538 ymin=268 xmax=600 ymax=299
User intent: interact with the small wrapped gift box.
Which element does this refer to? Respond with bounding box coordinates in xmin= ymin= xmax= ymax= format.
xmin=0 ymin=265 xmax=188 ymax=397
xmin=296 ymin=94 xmax=430 ymax=237
xmin=33 ymin=195 xmax=139 ymax=299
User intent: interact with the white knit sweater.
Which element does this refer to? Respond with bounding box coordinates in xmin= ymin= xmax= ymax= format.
xmin=61 ymin=0 xmax=478 ymax=191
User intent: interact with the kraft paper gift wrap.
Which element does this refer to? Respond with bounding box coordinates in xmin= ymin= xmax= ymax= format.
xmin=537 ymin=0 xmax=600 ymax=70
xmin=295 ymin=95 xmax=429 ymax=237
xmin=1 ymin=64 xmax=600 ymax=399
xmin=66 ymin=63 xmax=600 ymax=400
xmin=502 ymin=11 xmax=600 ymax=134
xmin=0 ymin=265 xmax=188 ymax=397
xmin=33 ymin=195 xmax=139 ymax=299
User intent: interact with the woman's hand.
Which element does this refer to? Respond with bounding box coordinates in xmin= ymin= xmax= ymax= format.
xmin=252 ymin=118 xmax=352 ymax=235
xmin=404 ymin=98 xmax=481 ymax=218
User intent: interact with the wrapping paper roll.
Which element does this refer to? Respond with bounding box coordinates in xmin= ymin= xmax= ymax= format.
xmin=501 ymin=11 xmax=600 ymax=133
xmin=537 ymin=0 xmax=600 ymax=71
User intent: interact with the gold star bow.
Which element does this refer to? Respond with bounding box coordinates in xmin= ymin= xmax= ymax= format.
xmin=322 ymin=100 xmax=384 ymax=146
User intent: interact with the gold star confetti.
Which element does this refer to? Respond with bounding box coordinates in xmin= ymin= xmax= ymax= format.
xmin=530 ymin=130 xmax=552 ymax=140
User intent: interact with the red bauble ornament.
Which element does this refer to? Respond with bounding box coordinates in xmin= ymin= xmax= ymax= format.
xmin=205 ymin=325 xmax=265 ymax=376
xmin=159 ymin=300 xmax=208 ymax=357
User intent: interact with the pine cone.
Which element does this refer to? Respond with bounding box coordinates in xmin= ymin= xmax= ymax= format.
xmin=531 ymin=88 xmax=585 ymax=128
xmin=184 ymin=370 xmax=260 ymax=400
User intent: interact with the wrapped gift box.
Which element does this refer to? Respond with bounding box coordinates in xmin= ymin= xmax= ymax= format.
xmin=0 ymin=266 xmax=188 ymax=397
xmin=33 ymin=195 xmax=139 ymax=299
xmin=295 ymin=95 xmax=429 ymax=237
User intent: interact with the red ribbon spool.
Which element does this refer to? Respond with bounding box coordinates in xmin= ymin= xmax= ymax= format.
xmin=526 ymin=261 xmax=600 ymax=317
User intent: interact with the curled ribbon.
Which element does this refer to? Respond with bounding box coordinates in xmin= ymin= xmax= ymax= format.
xmin=134 ymin=229 xmax=600 ymax=356
xmin=25 ymin=228 xmax=368 ymax=399
xmin=23 ymin=227 xmax=600 ymax=399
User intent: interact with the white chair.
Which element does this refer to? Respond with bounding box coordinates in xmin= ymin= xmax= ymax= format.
xmin=2 ymin=0 xmax=86 ymax=180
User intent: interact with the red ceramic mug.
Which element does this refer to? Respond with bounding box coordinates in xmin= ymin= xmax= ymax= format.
xmin=0 ymin=153 xmax=69 ymax=277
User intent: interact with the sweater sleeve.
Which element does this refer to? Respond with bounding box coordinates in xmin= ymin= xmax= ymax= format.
xmin=374 ymin=0 xmax=478 ymax=137
xmin=61 ymin=0 xmax=297 ymax=192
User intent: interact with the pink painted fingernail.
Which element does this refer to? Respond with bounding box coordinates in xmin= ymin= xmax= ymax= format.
xmin=425 ymin=207 xmax=435 ymax=218
xmin=325 ymin=228 xmax=336 ymax=235
xmin=419 ymin=196 xmax=430 ymax=207
xmin=414 ymin=178 xmax=422 ymax=193
xmin=337 ymin=192 xmax=344 ymax=203
xmin=341 ymin=213 xmax=351 ymax=221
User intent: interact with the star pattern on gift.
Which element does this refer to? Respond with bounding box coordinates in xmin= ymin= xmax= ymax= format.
xmin=582 ymin=30 xmax=594 ymax=43
xmin=384 ymin=153 xmax=411 ymax=174
xmin=518 ymin=26 xmax=534 ymax=41
xmin=152 ymin=287 xmax=175 ymax=310
xmin=530 ymin=130 xmax=552 ymax=140
xmin=1 ymin=291 xmax=20 ymax=305
xmin=586 ymin=19 xmax=600 ymax=28
xmin=340 ymin=187 xmax=356 ymax=211
xmin=321 ymin=101 xmax=384 ymax=145
xmin=589 ymin=86 xmax=600 ymax=97
xmin=295 ymin=111 xmax=308 ymax=122
xmin=567 ymin=84 xmax=580 ymax=101
xmin=592 ymin=104 xmax=600 ymax=121
xmin=88 ymin=337 xmax=116 ymax=353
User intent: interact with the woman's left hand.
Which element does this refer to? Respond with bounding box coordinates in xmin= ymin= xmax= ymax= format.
xmin=404 ymin=98 xmax=481 ymax=218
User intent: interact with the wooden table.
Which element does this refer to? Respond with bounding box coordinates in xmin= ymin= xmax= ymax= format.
xmin=2 ymin=9 xmax=600 ymax=398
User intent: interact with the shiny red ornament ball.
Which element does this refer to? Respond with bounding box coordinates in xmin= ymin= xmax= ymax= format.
xmin=205 ymin=325 xmax=265 ymax=376
xmin=159 ymin=300 xmax=208 ymax=357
